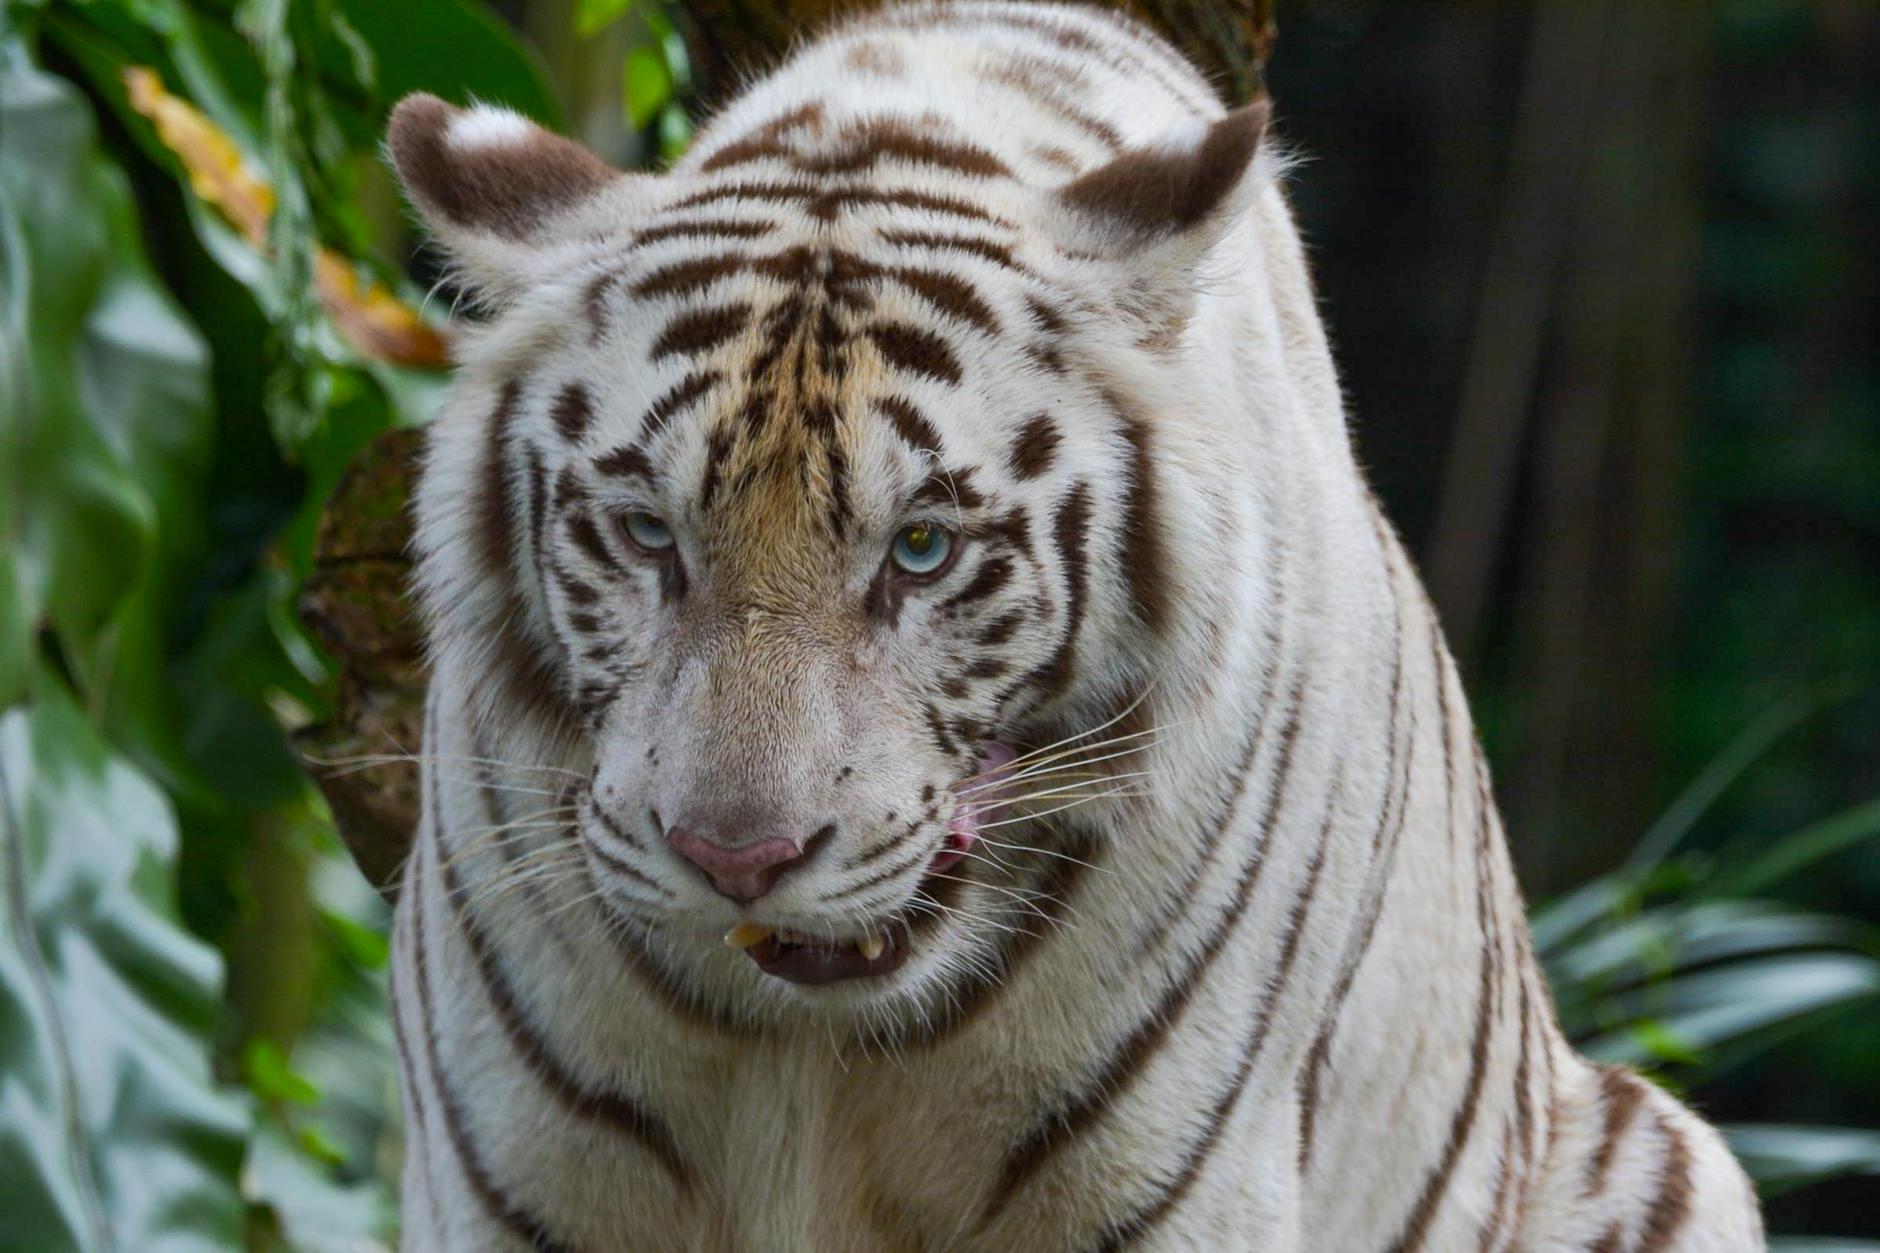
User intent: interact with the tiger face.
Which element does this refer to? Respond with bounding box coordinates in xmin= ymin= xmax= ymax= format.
xmin=390 ymin=91 xmax=1267 ymax=1013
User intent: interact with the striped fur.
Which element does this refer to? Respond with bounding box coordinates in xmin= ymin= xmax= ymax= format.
xmin=386 ymin=4 xmax=1763 ymax=1249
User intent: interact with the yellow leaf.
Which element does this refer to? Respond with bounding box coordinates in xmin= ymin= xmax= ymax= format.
xmin=123 ymin=67 xmax=447 ymax=368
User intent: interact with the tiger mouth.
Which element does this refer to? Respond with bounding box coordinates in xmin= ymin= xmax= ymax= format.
xmin=720 ymin=745 xmax=1016 ymax=987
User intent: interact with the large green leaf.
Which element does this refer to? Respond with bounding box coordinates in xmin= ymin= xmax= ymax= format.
xmin=1547 ymin=900 xmax=1869 ymax=996
xmin=1578 ymin=951 xmax=1880 ymax=1071
xmin=0 ymin=686 xmax=250 ymax=1249
xmin=1725 ymin=1123 xmax=1880 ymax=1198
xmin=0 ymin=35 xmax=214 ymax=790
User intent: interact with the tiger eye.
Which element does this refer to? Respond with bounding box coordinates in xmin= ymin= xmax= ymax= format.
xmin=621 ymin=511 xmax=675 ymax=552
xmin=890 ymin=523 xmax=953 ymax=576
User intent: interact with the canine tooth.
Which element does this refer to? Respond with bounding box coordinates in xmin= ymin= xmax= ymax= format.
xmin=857 ymin=933 xmax=886 ymax=961
xmin=724 ymin=922 xmax=772 ymax=950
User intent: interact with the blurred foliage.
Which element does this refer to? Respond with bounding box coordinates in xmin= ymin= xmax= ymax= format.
xmin=1 ymin=0 xmax=1876 ymax=1248
xmin=0 ymin=0 xmax=562 ymax=1243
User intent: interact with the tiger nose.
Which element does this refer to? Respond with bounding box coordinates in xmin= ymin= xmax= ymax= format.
xmin=665 ymin=827 xmax=806 ymax=903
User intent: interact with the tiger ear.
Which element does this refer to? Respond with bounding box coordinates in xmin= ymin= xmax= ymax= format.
xmin=386 ymin=93 xmax=627 ymax=304
xmin=1046 ymin=101 xmax=1271 ymax=330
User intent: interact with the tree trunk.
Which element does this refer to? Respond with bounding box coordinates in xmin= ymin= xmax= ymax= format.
xmin=296 ymin=0 xmax=1275 ymax=899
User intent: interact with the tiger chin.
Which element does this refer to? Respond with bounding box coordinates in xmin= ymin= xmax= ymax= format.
xmin=384 ymin=3 xmax=1764 ymax=1249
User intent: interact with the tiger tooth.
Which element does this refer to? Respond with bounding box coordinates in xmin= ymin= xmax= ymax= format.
xmin=857 ymin=933 xmax=886 ymax=962
xmin=724 ymin=922 xmax=772 ymax=950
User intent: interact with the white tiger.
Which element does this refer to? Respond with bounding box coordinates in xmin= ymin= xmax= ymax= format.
xmin=382 ymin=3 xmax=1764 ymax=1249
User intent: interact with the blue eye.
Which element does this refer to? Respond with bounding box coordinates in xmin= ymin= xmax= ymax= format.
xmin=890 ymin=523 xmax=954 ymax=576
xmin=621 ymin=511 xmax=674 ymax=552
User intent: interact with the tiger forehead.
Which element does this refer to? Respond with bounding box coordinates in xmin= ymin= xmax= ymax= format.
xmin=607 ymin=229 xmax=1006 ymax=533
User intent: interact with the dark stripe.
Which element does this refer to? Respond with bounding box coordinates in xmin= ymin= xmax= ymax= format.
xmin=387 ymin=908 xmax=446 ymax=1238
xmin=1477 ymin=1122 xmax=1518 ymax=1253
xmin=700 ymin=115 xmax=1010 ymax=180
xmin=989 ymin=691 xmax=1310 ymax=1215
xmin=643 ymin=370 xmax=720 ymax=432
xmin=876 ymin=396 xmax=943 ymax=453
xmin=1634 ymin=1114 xmax=1693 ymax=1253
xmin=886 ymin=265 xmax=1000 ymax=334
xmin=977 ymin=612 xmax=1025 ymax=647
xmin=575 ymin=858 xmax=760 ymax=1038
xmin=1385 ymin=770 xmax=1500 ymax=1253
xmin=698 ymin=425 xmax=735 ymax=511
xmin=473 ymin=382 xmax=579 ymax=735
xmin=585 ymin=822 xmax=672 ymax=897
xmin=825 ymin=840 xmax=931 ymax=901
xmin=433 ymin=826 xmax=692 ymax=1188
xmin=632 ymin=254 xmax=750 ymax=300
xmin=868 ymin=321 xmax=962 ymax=385
xmin=879 ymin=228 xmax=1023 ymax=271
xmin=409 ymin=837 xmax=579 ymax=1252
xmin=667 ymin=180 xmax=818 ymax=211
xmin=651 ymin=303 xmax=751 ymax=360
xmin=1020 ymin=482 xmax=1092 ymax=702
xmin=902 ymin=828 xmax=1096 ymax=1045
xmin=1111 ymin=395 xmax=1169 ymax=633
xmin=808 ymin=185 xmax=1008 ymax=225
xmin=634 ymin=218 xmax=777 ymax=246
xmin=1026 ymin=295 xmax=1071 ymax=336
xmin=550 ymin=382 xmax=594 ymax=443
xmin=566 ymin=511 xmax=621 ymax=576
xmin=1298 ymin=552 xmax=1416 ymax=1170
xmin=825 ymin=430 xmax=853 ymax=538
xmin=1080 ymin=771 xmax=1345 ymax=1252
xmin=476 ymin=381 xmax=524 ymax=586
xmin=912 ymin=468 xmax=985 ymax=511
xmin=593 ymin=443 xmax=654 ymax=482
xmin=842 ymin=820 xmax=924 ymax=872
xmin=1585 ymin=1066 xmax=1647 ymax=1198
xmin=1588 ymin=1224 xmax=1625 ymax=1253
xmin=524 ymin=442 xmax=549 ymax=594
xmin=940 ymin=555 xmax=1014 ymax=615
xmin=1083 ymin=1003 xmax=1265 ymax=1253
xmin=1008 ymin=413 xmax=1060 ymax=480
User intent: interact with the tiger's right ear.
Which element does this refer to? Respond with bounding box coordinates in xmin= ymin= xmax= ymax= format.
xmin=386 ymin=93 xmax=626 ymax=304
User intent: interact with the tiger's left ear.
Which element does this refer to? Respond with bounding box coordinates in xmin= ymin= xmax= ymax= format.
xmin=1044 ymin=101 xmax=1271 ymax=331
xmin=386 ymin=93 xmax=629 ymax=305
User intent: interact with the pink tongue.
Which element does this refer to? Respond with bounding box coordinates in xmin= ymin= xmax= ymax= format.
xmin=931 ymin=744 xmax=1018 ymax=875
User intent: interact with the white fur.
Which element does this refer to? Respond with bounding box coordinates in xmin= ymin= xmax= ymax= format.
xmin=448 ymin=104 xmax=538 ymax=149
xmin=391 ymin=5 xmax=1764 ymax=1250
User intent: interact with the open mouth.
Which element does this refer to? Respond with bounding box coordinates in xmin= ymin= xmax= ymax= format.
xmin=719 ymin=745 xmax=1016 ymax=986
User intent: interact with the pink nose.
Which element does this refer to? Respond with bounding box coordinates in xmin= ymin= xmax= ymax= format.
xmin=665 ymin=827 xmax=805 ymax=902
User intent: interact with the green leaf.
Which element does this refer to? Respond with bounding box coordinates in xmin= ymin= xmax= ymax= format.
xmin=623 ymin=42 xmax=671 ymax=131
xmin=1578 ymin=952 xmax=1880 ymax=1071
xmin=244 ymin=1037 xmax=321 ymax=1107
xmin=657 ymin=100 xmax=693 ymax=164
xmin=0 ymin=35 xmax=214 ymax=787
xmin=0 ymin=685 xmax=250 ymax=1249
xmin=1547 ymin=900 xmax=1868 ymax=995
xmin=576 ymin=0 xmax=636 ymax=38
xmin=1724 ymin=1123 xmax=1880 ymax=1197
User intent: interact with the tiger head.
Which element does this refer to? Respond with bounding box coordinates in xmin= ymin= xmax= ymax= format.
xmin=389 ymin=91 xmax=1269 ymax=1014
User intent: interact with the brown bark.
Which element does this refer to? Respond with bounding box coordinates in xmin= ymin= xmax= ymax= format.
xmin=295 ymin=428 xmax=427 ymax=898
xmin=297 ymin=1 xmax=1275 ymax=896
